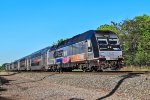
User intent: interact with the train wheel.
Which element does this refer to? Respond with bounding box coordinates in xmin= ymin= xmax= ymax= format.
xmin=90 ymin=66 xmax=96 ymax=72
xmin=82 ymin=67 xmax=88 ymax=72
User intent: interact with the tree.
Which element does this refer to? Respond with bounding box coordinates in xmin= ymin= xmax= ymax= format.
xmin=53 ymin=38 xmax=69 ymax=46
xmin=97 ymin=24 xmax=118 ymax=33
xmin=97 ymin=22 xmax=127 ymax=47
xmin=97 ymin=14 xmax=150 ymax=66
xmin=0 ymin=63 xmax=8 ymax=70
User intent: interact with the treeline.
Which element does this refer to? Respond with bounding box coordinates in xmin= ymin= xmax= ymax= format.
xmin=0 ymin=63 xmax=7 ymax=70
xmin=97 ymin=14 xmax=150 ymax=66
xmin=0 ymin=65 xmax=5 ymax=70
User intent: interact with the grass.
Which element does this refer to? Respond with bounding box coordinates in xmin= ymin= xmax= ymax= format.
xmin=121 ymin=66 xmax=150 ymax=72
xmin=0 ymin=69 xmax=5 ymax=72
xmin=72 ymin=69 xmax=83 ymax=72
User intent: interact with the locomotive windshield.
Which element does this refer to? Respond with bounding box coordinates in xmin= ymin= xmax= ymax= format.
xmin=97 ymin=38 xmax=108 ymax=45
xmin=97 ymin=37 xmax=121 ymax=51
xmin=108 ymin=38 xmax=118 ymax=45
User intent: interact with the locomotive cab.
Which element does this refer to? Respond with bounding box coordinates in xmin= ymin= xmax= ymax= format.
xmin=94 ymin=31 xmax=123 ymax=70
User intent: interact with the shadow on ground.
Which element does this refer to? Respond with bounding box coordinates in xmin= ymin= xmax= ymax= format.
xmin=11 ymin=73 xmax=57 ymax=85
xmin=0 ymin=96 xmax=13 ymax=100
xmin=0 ymin=76 xmax=15 ymax=92
xmin=0 ymin=77 xmax=14 ymax=93
xmin=0 ymin=77 xmax=14 ymax=85
xmin=0 ymin=88 xmax=7 ymax=91
xmin=0 ymin=72 xmax=21 ymax=76
xmin=0 ymin=77 xmax=15 ymax=100
xmin=96 ymin=73 xmax=142 ymax=100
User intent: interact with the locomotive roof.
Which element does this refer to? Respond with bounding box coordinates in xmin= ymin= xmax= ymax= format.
xmin=57 ymin=30 xmax=116 ymax=49
xmin=57 ymin=30 xmax=94 ymax=49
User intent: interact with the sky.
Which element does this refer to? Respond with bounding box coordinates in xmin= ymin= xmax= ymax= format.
xmin=0 ymin=0 xmax=150 ymax=65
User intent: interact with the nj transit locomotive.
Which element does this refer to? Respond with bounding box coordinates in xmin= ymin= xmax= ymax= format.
xmin=6 ymin=30 xmax=124 ymax=72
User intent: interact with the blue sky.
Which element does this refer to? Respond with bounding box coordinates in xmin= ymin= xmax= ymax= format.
xmin=0 ymin=0 xmax=150 ymax=65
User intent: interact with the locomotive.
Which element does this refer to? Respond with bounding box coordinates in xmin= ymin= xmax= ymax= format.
xmin=6 ymin=30 xmax=124 ymax=72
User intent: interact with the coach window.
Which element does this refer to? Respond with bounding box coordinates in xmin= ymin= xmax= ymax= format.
xmin=72 ymin=43 xmax=79 ymax=55
xmin=78 ymin=42 xmax=82 ymax=54
xmin=63 ymin=47 xmax=68 ymax=56
xmin=54 ymin=50 xmax=64 ymax=58
xmin=67 ymin=46 xmax=72 ymax=56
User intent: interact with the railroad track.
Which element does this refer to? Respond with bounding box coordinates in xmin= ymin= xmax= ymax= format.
xmin=8 ymin=70 xmax=148 ymax=76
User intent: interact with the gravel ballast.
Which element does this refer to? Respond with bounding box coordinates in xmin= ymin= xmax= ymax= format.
xmin=0 ymin=72 xmax=149 ymax=100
